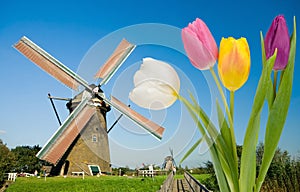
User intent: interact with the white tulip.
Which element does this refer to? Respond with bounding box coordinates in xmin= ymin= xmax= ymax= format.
xmin=129 ymin=57 xmax=180 ymax=110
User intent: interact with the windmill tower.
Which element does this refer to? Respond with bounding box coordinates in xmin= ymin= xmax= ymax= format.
xmin=14 ymin=36 xmax=165 ymax=176
xmin=52 ymin=87 xmax=112 ymax=176
xmin=162 ymin=148 xmax=176 ymax=171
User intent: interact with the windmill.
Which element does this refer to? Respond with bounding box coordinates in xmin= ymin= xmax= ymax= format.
xmin=162 ymin=148 xmax=176 ymax=171
xmin=14 ymin=36 xmax=165 ymax=176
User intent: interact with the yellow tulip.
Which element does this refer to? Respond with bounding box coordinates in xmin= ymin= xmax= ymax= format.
xmin=218 ymin=37 xmax=250 ymax=91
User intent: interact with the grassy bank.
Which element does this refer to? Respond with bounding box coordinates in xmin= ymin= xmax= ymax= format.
xmin=191 ymin=173 xmax=211 ymax=183
xmin=6 ymin=175 xmax=167 ymax=192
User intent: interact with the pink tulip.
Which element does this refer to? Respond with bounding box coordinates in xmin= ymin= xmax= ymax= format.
xmin=182 ymin=18 xmax=218 ymax=70
xmin=264 ymin=15 xmax=290 ymax=70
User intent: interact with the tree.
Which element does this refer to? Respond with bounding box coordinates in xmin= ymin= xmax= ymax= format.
xmin=11 ymin=145 xmax=41 ymax=173
xmin=257 ymin=144 xmax=300 ymax=191
xmin=0 ymin=139 xmax=15 ymax=187
xmin=202 ymin=161 xmax=219 ymax=191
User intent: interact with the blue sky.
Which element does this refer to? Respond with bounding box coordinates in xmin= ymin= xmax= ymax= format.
xmin=0 ymin=0 xmax=299 ymax=168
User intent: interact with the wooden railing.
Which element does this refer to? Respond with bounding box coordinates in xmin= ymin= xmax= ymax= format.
xmin=184 ymin=171 xmax=211 ymax=192
xmin=158 ymin=171 xmax=212 ymax=192
xmin=157 ymin=171 xmax=174 ymax=192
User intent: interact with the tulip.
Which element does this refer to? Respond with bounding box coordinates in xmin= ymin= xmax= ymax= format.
xmin=218 ymin=37 xmax=251 ymax=91
xmin=129 ymin=57 xmax=180 ymax=110
xmin=182 ymin=18 xmax=218 ymax=70
xmin=264 ymin=15 xmax=290 ymax=70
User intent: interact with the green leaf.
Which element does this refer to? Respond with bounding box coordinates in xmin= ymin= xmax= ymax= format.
xmin=179 ymin=137 xmax=204 ymax=164
xmin=186 ymin=94 xmax=239 ymax=191
xmin=188 ymin=94 xmax=229 ymax=163
xmin=178 ymin=95 xmax=230 ymax=191
xmin=189 ymin=93 xmax=219 ymax=142
xmin=215 ymin=134 xmax=241 ymax=191
xmin=259 ymin=31 xmax=275 ymax=109
xmin=209 ymin=143 xmax=231 ymax=192
xmin=216 ymin=100 xmax=233 ymax=161
xmin=216 ymin=100 xmax=240 ymax=192
xmin=256 ymin=16 xmax=296 ymax=192
xmin=178 ymin=95 xmax=209 ymax=141
xmin=260 ymin=31 xmax=267 ymax=64
xmin=266 ymin=73 xmax=274 ymax=109
xmin=239 ymin=34 xmax=277 ymax=191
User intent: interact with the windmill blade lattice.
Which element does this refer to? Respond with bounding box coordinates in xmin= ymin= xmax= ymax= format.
xmin=14 ymin=36 xmax=90 ymax=91
xmin=94 ymin=38 xmax=136 ymax=86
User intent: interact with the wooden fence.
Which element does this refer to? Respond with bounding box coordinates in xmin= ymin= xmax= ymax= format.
xmin=184 ymin=171 xmax=211 ymax=192
xmin=157 ymin=171 xmax=174 ymax=192
xmin=158 ymin=171 xmax=211 ymax=192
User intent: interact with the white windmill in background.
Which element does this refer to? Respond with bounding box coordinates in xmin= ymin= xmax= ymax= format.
xmin=162 ymin=148 xmax=176 ymax=172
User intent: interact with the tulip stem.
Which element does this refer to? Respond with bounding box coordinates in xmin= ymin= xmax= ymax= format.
xmin=230 ymin=91 xmax=234 ymax=122
xmin=209 ymin=68 xmax=232 ymax=125
xmin=209 ymin=67 xmax=233 ymax=128
xmin=209 ymin=67 xmax=238 ymax=168
xmin=273 ymin=70 xmax=278 ymax=100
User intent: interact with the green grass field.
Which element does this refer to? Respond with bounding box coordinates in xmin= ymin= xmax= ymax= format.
xmin=6 ymin=175 xmax=167 ymax=192
xmin=191 ymin=173 xmax=211 ymax=182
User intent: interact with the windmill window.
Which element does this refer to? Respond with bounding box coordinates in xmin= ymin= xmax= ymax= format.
xmin=88 ymin=165 xmax=101 ymax=176
xmin=92 ymin=135 xmax=97 ymax=142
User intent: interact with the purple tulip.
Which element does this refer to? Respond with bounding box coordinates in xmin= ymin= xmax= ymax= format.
xmin=264 ymin=15 xmax=290 ymax=70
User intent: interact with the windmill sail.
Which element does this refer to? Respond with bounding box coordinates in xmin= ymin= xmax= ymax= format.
xmin=94 ymin=38 xmax=136 ymax=86
xmin=15 ymin=36 xmax=165 ymax=141
xmin=14 ymin=36 xmax=91 ymax=91
xmin=104 ymin=96 xmax=165 ymax=140
xmin=36 ymin=98 xmax=95 ymax=165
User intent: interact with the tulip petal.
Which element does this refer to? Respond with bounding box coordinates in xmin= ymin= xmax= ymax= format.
xmin=218 ymin=37 xmax=250 ymax=91
xmin=182 ymin=18 xmax=218 ymax=70
xmin=129 ymin=80 xmax=177 ymax=110
xmin=182 ymin=28 xmax=216 ymax=70
xmin=129 ymin=57 xmax=180 ymax=110
xmin=264 ymin=15 xmax=290 ymax=70
xmin=193 ymin=18 xmax=219 ymax=58
xmin=133 ymin=57 xmax=180 ymax=92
